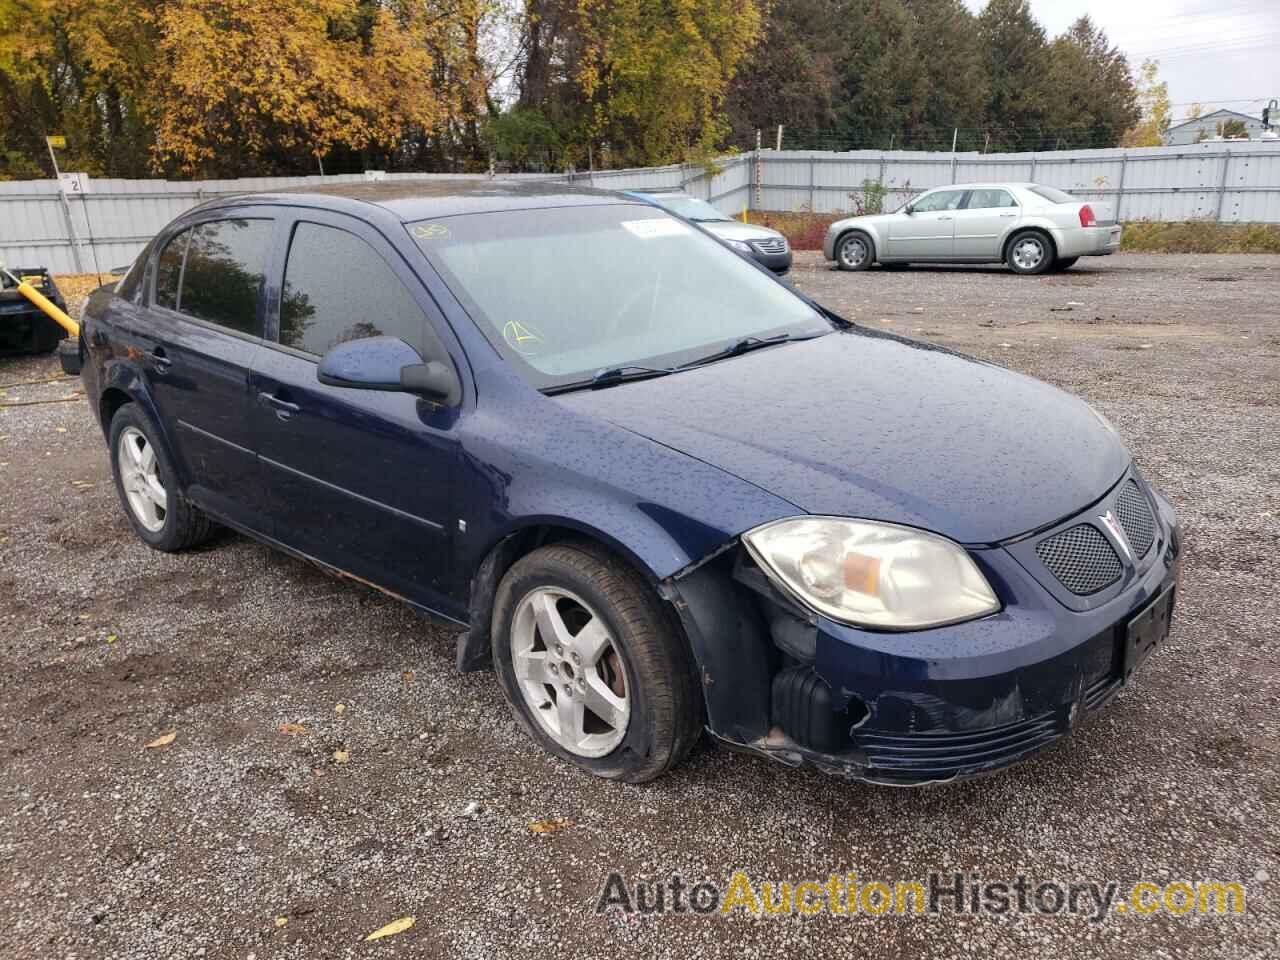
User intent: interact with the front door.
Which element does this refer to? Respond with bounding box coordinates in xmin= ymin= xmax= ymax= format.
xmin=885 ymin=189 xmax=968 ymax=259
xmin=249 ymin=213 xmax=463 ymax=616
xmin=142 ymin=215 xmax=276 ymax=532
xmin=952 ymin=188 xmax=1020 ymax=259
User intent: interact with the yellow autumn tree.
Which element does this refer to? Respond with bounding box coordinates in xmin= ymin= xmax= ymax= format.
xmin=153 ymin=0 xmax=456 ymax=175
xmin=1120 ymin=59 xmax=1171 ymax=147
xmin=575 ymin=0 xmax=763 ymax=167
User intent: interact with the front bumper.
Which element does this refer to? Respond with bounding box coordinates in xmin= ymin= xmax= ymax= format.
xmin=1054 ymin=223 xmax=1123 ymax=258
xmin=701 ymin=473 xmax=1179 ymax=786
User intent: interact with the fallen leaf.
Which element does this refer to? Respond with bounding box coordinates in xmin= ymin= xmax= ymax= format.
xmin=55 ymin=426 xmax=67 ymax=433
xmin=279 ymin=722 xmax=308 ymax=736
xmin=106 ymin=634 xmax=118 ymax=644
xmin=334 ymin=703 xmax=346 ymax=715
xmin=145 ymin=731 xmax=176 ymax=749
xmin=401 ymin=670 xmax=414 ymax=683
xmin=365 ymin=916 xmax=415 ymax=941
xmin=275 ymin=916 xmax=288 ymax=928
xmin=333 ymin=749 xmax=350 ymax=764
xmin=528 ymin=818 xmax=572 ymax=835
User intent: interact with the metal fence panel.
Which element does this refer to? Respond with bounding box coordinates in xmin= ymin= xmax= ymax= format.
xmin=4 ymin=142 xmax=1280 ymax=273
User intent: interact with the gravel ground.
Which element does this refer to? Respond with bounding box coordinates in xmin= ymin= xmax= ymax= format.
xmin=1 ymin=253 xmax=1277 ymax=958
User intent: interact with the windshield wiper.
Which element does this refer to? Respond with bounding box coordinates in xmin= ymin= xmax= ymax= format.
xmin=542 ymin=364 xmax=676 ymax=395
xmin=679 ymin=333 xmax=808 ymax=369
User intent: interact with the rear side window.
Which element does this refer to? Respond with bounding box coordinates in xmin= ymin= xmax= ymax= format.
xmin=115 ymin=239 xmax=155 ymax=303
xmin=280 ymin=222 xmax=431 ymax=358
xmin=178 ymin=219 xmax=273 ymax=337
xmin=154 ymin=229 xmax=189 ymax=310
xmin=967 ymin=189 xmax=1016 ymax=209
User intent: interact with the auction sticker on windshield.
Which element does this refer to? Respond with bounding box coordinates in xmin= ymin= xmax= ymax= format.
xmin=621 ymin=219 xmax=691 ymax=240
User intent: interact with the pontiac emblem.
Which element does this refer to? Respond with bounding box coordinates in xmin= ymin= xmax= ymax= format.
xmin=1098 ymin=510 xmax=1131 ymax=560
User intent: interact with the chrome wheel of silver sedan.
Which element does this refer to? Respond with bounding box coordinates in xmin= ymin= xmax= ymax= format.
xmin=838 ymin=233 xmax=871 ymax=270
xmin=510 ymin=586 xmax=630 ymax=758
xmin=117 ymin=426 xmax=167 ymax=532
xmin=1011 ymin=236 xmax=1046 ymax=271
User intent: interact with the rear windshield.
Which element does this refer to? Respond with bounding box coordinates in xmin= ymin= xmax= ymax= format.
xmin=1029 ymin=185 xmax=1076 ymax=204
xmin=409 ymin=204 xmax=829 ymax=390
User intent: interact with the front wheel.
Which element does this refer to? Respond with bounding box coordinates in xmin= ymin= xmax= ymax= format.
xmin=492 ymin=542 xmax=703 ymax=782
xmin=1006 ymin=231 xmax=1054 ymax=275
xmin=836 ymin=232 xmax=873 ymax=271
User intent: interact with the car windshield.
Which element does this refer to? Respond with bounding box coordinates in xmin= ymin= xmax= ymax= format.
xmin=409 ymin=205 xmax=831 ymax=391
xmin=643 ymin=195 xmax=731 ymax=222
xmin=1029 ymin=185 xmax=1075 ymax=204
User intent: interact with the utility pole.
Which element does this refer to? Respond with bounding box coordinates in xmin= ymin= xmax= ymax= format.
xmin=775 ymin=124 xmax=783 ymax=151
xmin=46 ymin=135 xmax=85 ymax=273
xmin=950 ymin=128 xmax=959 ymax=184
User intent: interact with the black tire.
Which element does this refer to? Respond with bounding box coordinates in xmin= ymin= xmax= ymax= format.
xmin=108 ymin=403 xmax=215 ymax=551
xmin=1005 ymin=230 xmax=1055 ymax=275
xmin=835 ymin=231 xmax=874 ymax=271
xmin=1052 ymin=256 xmax=1080 ymax=271
xmin=491 ymin=541 xmax=703 ymax=782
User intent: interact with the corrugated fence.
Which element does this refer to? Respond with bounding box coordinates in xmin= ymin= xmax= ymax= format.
xmin=2 ymin=143 xmax=1276 ymax=274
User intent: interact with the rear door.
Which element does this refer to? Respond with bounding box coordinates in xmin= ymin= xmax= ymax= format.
xmin=142 ymin=213 xmax=277 ymax=532
xmin=885 ymin=189 xmax=967 ymax=259
xmin=953 ymin=188 xmax=1019 ymax=259
xmin=249 ymin=211 xmax=463 ymax=614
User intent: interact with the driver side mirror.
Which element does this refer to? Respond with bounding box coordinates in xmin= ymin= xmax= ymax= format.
xmin=903 ymin=204 xmax=915 ymax=215
xmin=317 ymin=335 xmax=461 ymax=406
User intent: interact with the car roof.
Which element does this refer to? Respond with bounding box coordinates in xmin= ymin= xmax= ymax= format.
xmin=924 ymin=182 xmax=1038 ymax=191
xmin=217 ymin=178 xmax=637 ymax=222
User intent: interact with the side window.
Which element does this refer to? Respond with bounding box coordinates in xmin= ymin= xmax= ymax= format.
xmin=116 ymin=238 xmax=155 ymax=303
xmin=154 ymin=229 xmax=190 ymax=310
xmin=280 ymin=222 xmax=432 ymax=358
xmin=178 ymin=219 xmax=273 ymax=337
xmin=967 ymin=189 xmax=1016 ymax=209
xmin=913 ymin=191 xmax=965 ymax=213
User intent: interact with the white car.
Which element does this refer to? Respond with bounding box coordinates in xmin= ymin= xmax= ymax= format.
xmin=822 ymin=183 xmax=1121 ymax=275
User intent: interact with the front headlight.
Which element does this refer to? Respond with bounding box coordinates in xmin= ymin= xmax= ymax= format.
xmin=742 ymin=517 xmax=999 ymax=630
xmin=724 ymin=238 xmax=753 ymax=253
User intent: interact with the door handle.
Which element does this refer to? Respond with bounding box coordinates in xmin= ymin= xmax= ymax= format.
xmin=936 ymin=216 xmax=953 ymax=221
xmin=258 ymin=391 xmax=300 ymax=419
xmin=998 ymin=212 xmax=1017 ymax=218
xmin=149 ymin=347 xmax=172 ymax=372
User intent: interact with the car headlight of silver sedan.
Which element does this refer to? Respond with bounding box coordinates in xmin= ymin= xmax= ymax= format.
xmin=742 ymin=517 xmax=1000 ymax=630
xmin=723 ymin=239 xmax=753 ymax=253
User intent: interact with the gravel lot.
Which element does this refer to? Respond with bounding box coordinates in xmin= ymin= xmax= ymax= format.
xmin=1 ymin=252 xmax=1277 ymax=958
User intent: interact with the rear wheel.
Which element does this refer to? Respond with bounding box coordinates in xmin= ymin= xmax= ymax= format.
xmin=1052 ymin=256 xmax=1080 ymax=271
xmin=109 ymin=404 xmax=215 ymax=551
xmin=492 ymin=542 xmax=702 ymax=782
xmin=836 ymin=232 xmax=873 ymax=271
xmin=1006 ymin=230 xmax=1054 ymax=275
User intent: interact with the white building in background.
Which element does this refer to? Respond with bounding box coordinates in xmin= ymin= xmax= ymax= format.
xmin=1164 ymin=108 xmax=1266 ymax=146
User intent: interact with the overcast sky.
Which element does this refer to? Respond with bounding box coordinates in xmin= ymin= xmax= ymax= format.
xmin=964 ymin=0 xmax=1280 ymax=122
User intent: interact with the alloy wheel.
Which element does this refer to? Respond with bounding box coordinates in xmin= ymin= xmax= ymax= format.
xmin=510 ymin=587 xmax=630 ymax=758
xmin=1012 ymin=237 xmax=1045 ymax=271
xmin=118 ymin=427 xmax=167 ymax=532
xmin=840 ymin=235 xmax=868 ymax=268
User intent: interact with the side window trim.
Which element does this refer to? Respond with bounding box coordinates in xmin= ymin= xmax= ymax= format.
xmin=150 ymin=226 xmax=191 ymax=310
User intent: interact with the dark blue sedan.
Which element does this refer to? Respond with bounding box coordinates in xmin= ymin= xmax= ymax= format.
xmin=81 ymin=180 xmax=1179 ymax=785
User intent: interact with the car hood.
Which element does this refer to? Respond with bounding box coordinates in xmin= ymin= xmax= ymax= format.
xmin=556 ymin=328 xmax=1129 ymax=544
xmin=700 ymin=221 xmax=785 ymax=243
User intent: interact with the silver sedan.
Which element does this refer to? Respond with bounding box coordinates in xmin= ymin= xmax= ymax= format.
xmin=823 ymin=183 xmax=1121 ymax=275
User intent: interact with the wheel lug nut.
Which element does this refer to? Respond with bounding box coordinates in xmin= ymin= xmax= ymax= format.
xmin=571 ymin=653 xmax=581 ymax=665
xmin=555 ymin=644 xmax=564 ymax=656
xmin=562 ymin=684 xmax=572 ymax=697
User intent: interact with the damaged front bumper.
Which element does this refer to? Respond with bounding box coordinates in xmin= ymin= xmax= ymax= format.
xmin=665 ymin=481 xmax=1180 ymax=787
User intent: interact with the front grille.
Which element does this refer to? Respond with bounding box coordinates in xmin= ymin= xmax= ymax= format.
xmin=858 ymin=713 xmax=1061 ymax=780
xmin=1036 ymin=524 xmax=1121 ymax=595
xmin=1115 ymin=481 xmax=1155 ymax=557
xmin=751 ymin=237 xmax=788 ymax=254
